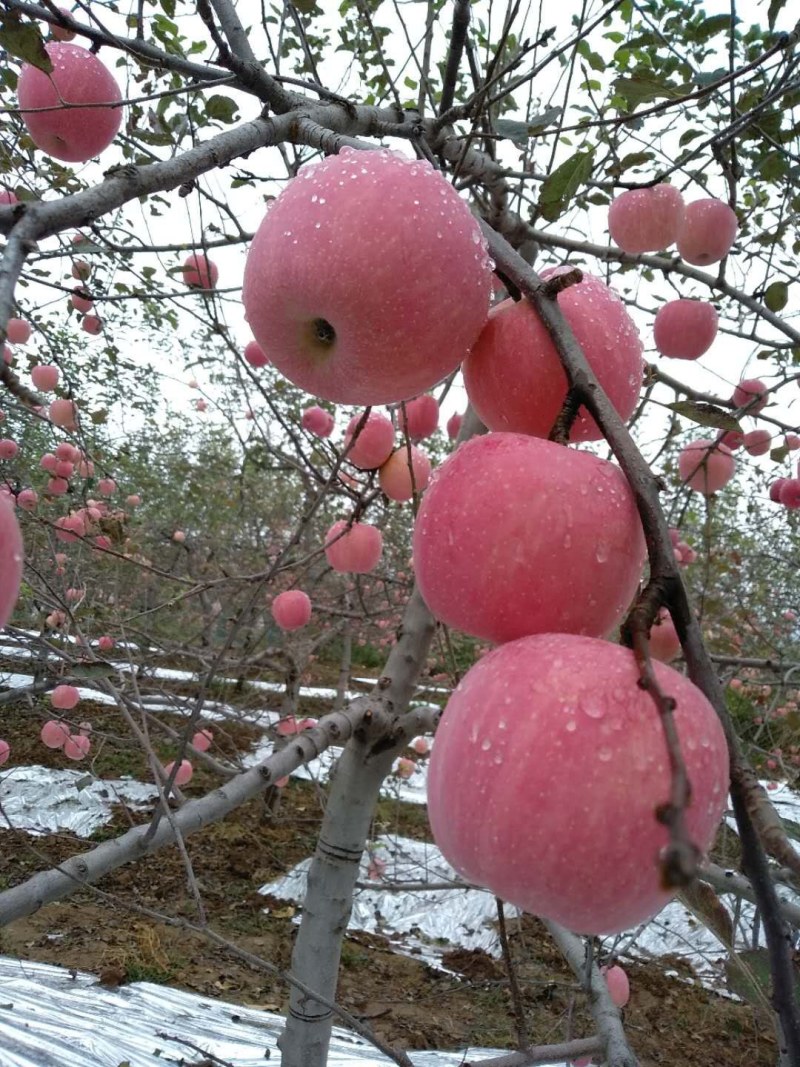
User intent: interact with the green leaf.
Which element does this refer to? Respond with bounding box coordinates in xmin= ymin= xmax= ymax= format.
xmin=495 ymin=108 xmax=561 ymax=144
xmin=91 ymin=408 xmax=108 ymax=425
xmin=695 ymin=14 xmax=733 ymax=42
xmin=667 ymin=400 xmax=743 ymax=433
xmin=0 ymin=15 xmax=52 ymax=72
xmin=771 ymin=445 xmax=789 ymax=463
xmin=206 ymin=94 xmax=239 ymax=123
xmin=293 ymin=0 xmax=318 ymax=13
xmin=765 ymin=281 xmax=789 ymax=312
xmin=613 ymin=75 xmax=690 ymax=109
xmin=537 ymin=148 xmax=595 ymax=222
xmin=768 ymin=0 xmax=787 ymax=29
xmin=726 ymin=947 xmax=800 ymax=1009
xmin=70 ymin=661 xmax=116 ymax=679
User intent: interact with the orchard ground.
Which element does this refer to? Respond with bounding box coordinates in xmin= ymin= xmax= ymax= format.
xmin=0 ymin=649 xmax=784 ymax=1067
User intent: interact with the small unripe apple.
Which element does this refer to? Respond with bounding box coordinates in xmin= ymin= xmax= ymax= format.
xmin=242 ymin=148 xmax=492 ymax=405
xmin=31 ymin=364 xmax=59 ymax=391
xmin=732 ymin=378 xmax=768 ymax=414
xmin=301 ymin=405 xmax=335 ymax=438
xmin=607 ymin=184 xmax=685 ymax=253
xmin=343 ymin=412 xmax=395 ymax=469
xmin=271 ymin=590 xmax=312 ymax=631
xmin=653 ymin=300 xmax=718 ymax=360
xmin=244 ymin=340 xmax=269 ymax=368
xmin=399 ymin=395 xmax=439 ymax=441
xmin=426 ymin=633 xmax=729 ymax=935
xmin=182 ymin=253 xmax=218 ymax=290
xmin=677 ymin=198 xmax=738 ymax=265
xmin=743 ymin=429 xmax=771 ymax=456
xmin=324 ymin=520 xmax=383 ymax=573
xmin=18 ymin=43 xmax=122 ymax=162
xmin=413 ymin=433 xmax=646 ymax=644
xmin=379 ymin=445 xmax=432 ymax=501
xmin=678 ymin=439 xmax=735 ymax=494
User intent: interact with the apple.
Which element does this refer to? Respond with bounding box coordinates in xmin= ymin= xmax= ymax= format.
xmin=18 ymin=43 xmax=122 ymax=163
xmin=72 ymin=259 xmax=91 ymax=281
xmin=0 ymin=495 xmax=23 ymax=629
xmin=780 ymin=480 xmax=800 ymax=509
xmin=677 ymin=198 xmax=738 ymax=265
xmin=343 ymin=411 xmax=395 ymax=469
xmin=97 ymin=635 xmax=115 ymax=651
xmin=379 ymin=445 xmax=432 ymax=501
xmin=719 ymin=429 xmax=743 ymax=451
xmin=183 ymin=253 xmax=218 ymax=290
xmin=242 ymin=147 xmax=492 ymax=405
xmin=786 ymin=434 xmax=800 ymax=451
xmin=607 ymin=184 xmax=685 ymax=253
xmin=31 ymin=365 xmax=59 ymax=391
xmin=649 ymin=608 xmax=681 ymax=663
xmin=172 ymin=530 xmax=186 ymax=543
xmin=399 ymin=395 xmax=439 ymax=441
xmin=49 ymin=8 xmax=76 ymax=40
xmin=770 ymin=478 xmax=788 ymax=503
xmin=324 ymin=520 xmax=383 ymax=573
xmin=40 ymin=720 xmax=70 ymax=749
xmin=462 ymin=270 xmax=643 ymax=442
xmin=164 ymin=759 xmax=193 ymax=786
xmin=301 ymin=405 xmax=335 ymax=438
xmin=126 ymin=494 xmax=141 ymax=506
xmin=732 ymin=378 xmax=768 ymax=414
xmin=653 ymin=300 xmax=718 ymax=360
xmin=51 ymin=684 xmax=80 ymax=710
xmin=413 ymin=433 xmax=646 ymax=644
xmin=71 ymin=288 xmax=93 ymax=313
xmin=192 ymin=728 xmax=213 ymax=752
xmin=271 ymin=590 xmax=312 ymax=631
xmin=0 ymin=191 xmax=18 ymax=206
xmin=17 ymin=488 xmax=38 ymax=510
xmin=426 ymin=633 xmax=729 ymax=934
xmin=0 ymin=739 xmax=9 ymax=766
xmin=678 ymin=439 xmax=735 ymax=494
xmin=602 ymin=965 xmax=631 ymax=1008
xmin=743 ymin=429 xmax=771 ymax=456
xmin=64 ymin=734 xmax=90 ymax=760
xmin=6 ymin=318 xmax=31 ymax=344
xmin=446 ymin=412 xmax=463 ymax=440
xmin=0 ymin=440 xmax=18 ymax=460
xmin=97 ymin=477 xmax=116 ymax=496
xmin=82 ymin=314 xmax=102 ymax=335
xmin=244 ymin=340 xmax=269 ymax=368
xmin=49 ymin=398 xmax=78 ymax=429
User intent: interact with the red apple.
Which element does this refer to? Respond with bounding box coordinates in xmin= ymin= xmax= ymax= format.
xmin=426 ymin=633 xmax=729 ymax=934
xmin=0 ymin=739 xmax=9 ymax=766
xmin=49 ymin=398 xmax=78 ymax=429
xmin=51 ymin=684 xmax=80 ymax=710
xmin=744 ymin=429 xmax=771 ymax=456
xmin=732 ymin=378 xmax=768 ymax=414
xmin=719 ymin=429 xmax=743 ymax=451
xmin=271 ymin=590 xmax=312 ymax=631
xmin=164 ymin=759 xmax=193 ymax=786
xmin=379 ymin=445 xmax=432 ymax=501
xmin=343 ymin=412 xmax=395 ymax=469
xmin=301 ymin=405 xmax=335 ymax=438
xmin=607 ymin=184 xmax=685 ymax=253
xmin=677 ymin=198 xmax=738 ymax=265
xmin=0 ymin=440 xmax=18 ymax=460
xmin=18 ymin=43 xmax=122 ymax=162
xmin=98 ymin=635 xmax=115 ymax=651
xmin=0 ymin=495 xmax=23 ymax=629
xmin=244 ymin=340 xmax=269 ymax=368
xmin=653 ymin=300 xmax=718 ymax=360
xmin=81 ymin=314 xmax=102 ymax=335
xmin=183 ymin=253 xmax=218 ymax=290
xmin=399 ymin=395 xmax=439 ymax=441
xmin=0 ymin=191 xmax=18 ymax=206
xmin=770 ymin=478 xmax=788 ymax=503
xmin=71 ymin=288 xmax=93 ymax=313
xmin=6 ymin=318 xmax=31 ymax=344
xmin=780 ymin=480 xmax=800 ymax=509
xmin=602 ymin=965 xmax=631 ymax=1008
xmin=192 ymin=729 xmax=213 ymax=752
xmin=16 ymin=488 xmax=38 ymax=510
xmin=678 ymin=439 xmax=735 ymax=494
xmin=463 ymin=270 xmax=643 ymax=442
xmin=649 ymin=608 xmax=681 ymax=663
xmin=64 ymin=734 xmax=90 ymax=760
xmin=446 ymin=412 xmax=463 ymax=440
xmin=413 ymin=433 xmax=646 ymax=644
xmin=324 ymin=520 xmax=383 ymax=573
xmin=242 ymin=148 xmax=492 ymax=404
xmin=40 ymin=719 xmax=70 ymax=749
xmin=31 ymin=365 xmax=59 ymax=391
xmin=49 ymin=8 xmax=76 ymax=40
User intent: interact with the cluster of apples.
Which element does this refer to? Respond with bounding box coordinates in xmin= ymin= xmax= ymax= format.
xmin=238 ymin=149 xmax=729 ymax=936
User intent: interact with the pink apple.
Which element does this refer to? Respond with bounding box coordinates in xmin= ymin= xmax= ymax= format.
xmin=0 ymin=739 xmax=9 ymax=766
xmin=192 ymin=728 xmax=213 ymax=752
xmin=607 ymin=184 xmax=685 ymax=253
xmin=463 ymin=270 xmax=642 ymax=442
xmin=343 ymin=412 xmax=395 ymax=470
xmin=17 ymin=488 xmax=38 ymax=510
xmin=0 ymin=439 xmax=18 ymax=460
xmin=172 ymin=530 xmax=186 ymax=543
xmin=51 ymin=684 xmax=80 ymax=710
xmin=677 ymin=198 xmax=738 ymax=265
xmin=40 ymin=719 xmax=70 ymax=749
xmin=164 ymin=759 xmax=193 ymax=786
xmin=446 ymin=412 xmax=463 ymax=440
xmin=242 ymin=148 xmax=491 ymax=405
xmin=126 ymin=494 xmax=141 ymax=506
xmin=770 ymin=478 xmax=788 ymax=503
xmin=98 ymin=635 xmax=115 ymax=651
xmin=55 ymin=513 xmax=85 ymax=541
xmin=0 ymin=191 xmax=18 ymax=206
xmin=244 ymin=340 xmax=269 ymax=368
xmin=413 ymin=433 xmax=646 ymax=644
xmin=324 ymin=520 xmax=383 ymax=574
xmin=97 ymin=477 xmax=116 ymax=496
xmin=602 ymin=965 xmax=631 ymax=1008
xmin=786 ymin=434 xmax=800 ymax=451
xmin=6 ymin=318 xmax=31 ymax=344
xmin=399 ymin=395 xmax=439 ymax=441
xmin=31 ymin=364 xmax=59 ymax=391
xmin=732 ymin=378 xmax=768 ymax=414
xmin=719 ymin=429 xmax=743 ymax=451
xmin=182 ymin=253 xmax=218 ymax=290
xmin=71 ymin=288 xmax=93 ymax=313
xmin=0 ymin=495 xmax=23 ymax=630
xmin=301 ymin=405 xmax=335 ymax=438
xmin=49 ymin=398 xmax=78 ymax=429
xmin=678 ymin=439 xmax=735 ymax=494
xmin=653 ymin=300 xmax=718 ymax=360
xmin=71 ymin=259 xmax=91 ymax=281
xmin=744 ymin=429 xmax=771 ymax=456
xmin=64 ymin=734 xmax=90 ymax=760
xmin=780 ymin=480 xmax=800 ymax=509
xmin=18 ymin=43 xmax=122 ymax=162
xmin=271 ymin=589 xmax=312 ymax=631
xmin=82 ymin=314 xmax=102 ymax=335
xmin=426 ymin=633 xmax=729 ymax=934
xmin=378 ymin=445 xmax=432 ymax=501
xmin=49 ymin=8 xmax=76 ymax=40
xmin=649 ymin=608 xmax=681 ymax=663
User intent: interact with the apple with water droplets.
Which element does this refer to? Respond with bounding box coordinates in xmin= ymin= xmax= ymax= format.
xmin=607 ymin=184 xmax=685 ymax=253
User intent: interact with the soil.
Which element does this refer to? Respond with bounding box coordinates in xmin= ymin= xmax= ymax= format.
xmin=0 ymin=666 xmax=782 ymax=1067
